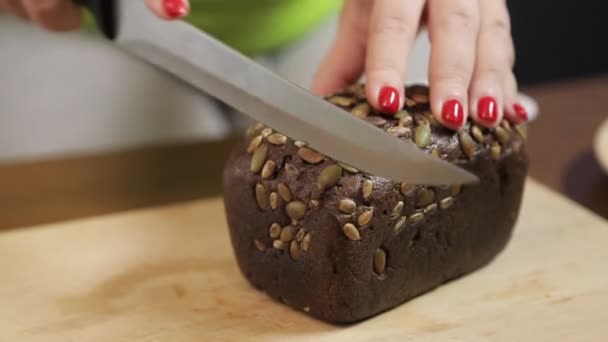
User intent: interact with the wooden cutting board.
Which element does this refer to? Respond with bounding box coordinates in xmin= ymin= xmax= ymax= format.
xmin=1 ymin=179 xmax=607 ymax=341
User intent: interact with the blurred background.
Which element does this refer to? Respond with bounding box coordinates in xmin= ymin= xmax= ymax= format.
xmin=0 ymin=0 xmax=606 ymax=230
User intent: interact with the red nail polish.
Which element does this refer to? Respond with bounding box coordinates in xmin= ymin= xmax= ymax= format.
xmin=441 ymin=99 xmax=465 ymax=128
xmin=513 ymin=103 xmax=528 ymax=122
xmin=378 ymin=86 xmax=400 ymax=115
xmin=163 ymin=0 xmax=188 ymax=19
xmin=477 ymin=96 xmax=498 ymax=124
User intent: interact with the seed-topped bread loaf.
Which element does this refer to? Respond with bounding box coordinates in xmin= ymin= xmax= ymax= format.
xmin=222 ymin=84 xmax=528 ymax=323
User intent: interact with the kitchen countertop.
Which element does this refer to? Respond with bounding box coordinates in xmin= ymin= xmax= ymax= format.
xmin=0 ymin=76 xmax=606 ymax=230
xmin=1 ymin=179 xmax=607 ymax=341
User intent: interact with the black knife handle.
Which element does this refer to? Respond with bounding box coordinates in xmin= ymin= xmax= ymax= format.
xmin=74 ymin=0 xmax=116 ymax=39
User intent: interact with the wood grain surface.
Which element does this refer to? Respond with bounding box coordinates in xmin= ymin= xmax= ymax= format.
xmin=1 ymin=180 xmax=607 ymax=341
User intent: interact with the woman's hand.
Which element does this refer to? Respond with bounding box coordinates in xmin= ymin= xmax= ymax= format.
xmin=313 ymin=0 xmax=528 ymax=129
xmin=0 ymin=0 xmax=189 ymax=31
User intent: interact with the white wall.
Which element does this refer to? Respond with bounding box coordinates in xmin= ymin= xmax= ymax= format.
xmin=0 ymin=15 xmax=231 ymax=162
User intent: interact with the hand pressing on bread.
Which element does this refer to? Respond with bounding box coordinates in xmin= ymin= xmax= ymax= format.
xmin=313 ymin=0 xmax=528 ymax=130
xmin=0 ymin=0 xmax=189 ymax=31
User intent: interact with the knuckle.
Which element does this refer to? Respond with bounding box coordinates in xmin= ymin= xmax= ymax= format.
xmin=481 ymin=47 xmax=513 ymax=71
xmin=478 ymin=33 xmax=516 ymax=69
xmin=350 ymin=21 xmax=372 ymax=47
xmin=367 ymin=59 xmax=401 ymax=77
xmin=437 ymin=6 xmax=479 ymax=34
xmin=447 ymin=58 xmax=472 ymax=78
xmin=432 ymin=68 xmax=470 ymax=88
xmin=476 ymin=65 xmax=505 ymax=82
xmin=483 ymin=37 xmax=515 ymax=69
xmin=371 ymin=13 xmax=413 ymax=37
xmin=487 ymin=17 xmax=511 ymax=35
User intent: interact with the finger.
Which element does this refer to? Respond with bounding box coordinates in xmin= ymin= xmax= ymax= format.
xmin=365 ymin=0 xmax=426 ymax=114
xmin=145 ymin=0 xmax=189 ymax=20
xmin=503 ymin=71 xmax=528 ymax=124
xmin=311 ymin=0 xmax=371 ymax=96
xmin=469 ymin=0 xmax=512 ymax=128
xmin=0 ymin=0 xmax=28 ymax=19
xmin=428 ymin=0 xmax=480 ymax=129
xmin=22 ymin=0 xmax=82 ymax=31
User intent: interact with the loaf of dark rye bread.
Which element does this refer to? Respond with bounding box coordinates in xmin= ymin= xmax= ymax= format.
xmin=222 ymin=84 xmax=528 ymax=323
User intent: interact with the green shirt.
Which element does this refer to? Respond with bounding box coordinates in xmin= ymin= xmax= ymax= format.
xmin=188 ymin=0 xmax=341 ymax=55
xmin=86 ymin=0 xmax=341 ymax=55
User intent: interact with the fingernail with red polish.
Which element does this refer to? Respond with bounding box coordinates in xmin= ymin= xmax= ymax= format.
xmin=442 ymin=99 xmax=465 ymax=128
xmin=163 ymin=0 xmax=188 ymax=19
xmin=477 ymin=96 xmax=498 ymax=124
xmin=378 ymin=86 xmax=400 ymax=115
xmin=513 ymin=103 xmax=528 ymax=122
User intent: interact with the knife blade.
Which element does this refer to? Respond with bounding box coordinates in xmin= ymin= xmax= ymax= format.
xmin=78 ymin=0 xmax=478 ymax=185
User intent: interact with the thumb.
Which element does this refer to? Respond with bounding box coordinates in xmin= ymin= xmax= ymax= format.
xmin=144 ymin=0 xmax=189 ymax=20
xmin=311 ymin=0 xmax=370 ymax=96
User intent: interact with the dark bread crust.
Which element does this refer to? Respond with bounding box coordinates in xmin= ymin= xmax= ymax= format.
xmin=223 ymin=84 xmax=528 ymax=323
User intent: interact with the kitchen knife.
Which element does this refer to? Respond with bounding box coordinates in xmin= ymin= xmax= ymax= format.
xmin=76 ymin=0 xmax=478 ymax=185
